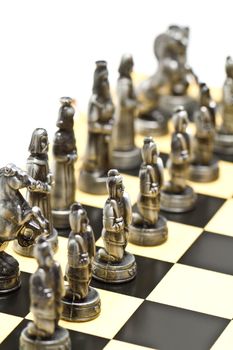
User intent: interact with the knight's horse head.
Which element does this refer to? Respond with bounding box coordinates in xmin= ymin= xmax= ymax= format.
xmin=0 ymin=163 xmax=36 ymax=191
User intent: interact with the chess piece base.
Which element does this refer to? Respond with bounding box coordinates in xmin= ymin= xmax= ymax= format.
xmin=215 ymin=132 xmax=233 ymax=155
xmin=78 ymin=170 xmax=107 ymax=195
xmin=0 ymin=251 xmax=21 ymax=293
xmin=189 ymin=159 xmax=219 ymax=182
xmin=92 ymin=251 xmax=137 ymax=283
xmin=61 ymin=286 xmax=101 ymax=322
xmin=13 ymin=228 xmax=58 ymax=257
xmin=52 ymin=209 xmax=70 ymax=229
xmin=136 ymin=110 xmax=168 ymax=136
xmin=112 ymin=147 xmax=142 ymax=170
xmin=129 ymin=215 xmax=168 ymax=246
xmin=159 ymin=95 xmax=198 ymax=120
xmin=19 ymin=325 xmax=71 ymax=350
xmin=161 ymin=185 xmax=197 ymax=213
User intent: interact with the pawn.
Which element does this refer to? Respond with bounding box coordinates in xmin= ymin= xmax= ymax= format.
xmin=161 ymin=106 xmax=197 ymax=212
xmin=13 ymin=128 xmax=58 ymax=257
xmin=93 ymin=169 xmax=137 ymax=283
xmin=129 ymin=137 xmax=168 ymax=246
xmin=61 ymin=203 xmax=100 ymax=322
xmin=215 ymin=56 xmax=233 ymax=154
xmin=199 ymin=82 xmax=216 ymax=126
xmin=112 ymin=54 xmax=141 ymax=170
xmin=190 ymin=106 xmax=219 ymax=182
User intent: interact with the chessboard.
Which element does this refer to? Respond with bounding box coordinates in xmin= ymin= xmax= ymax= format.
xmin=1 ymin=98 xmax=233 ymax=350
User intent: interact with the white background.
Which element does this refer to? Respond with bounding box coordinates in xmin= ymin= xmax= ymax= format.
xmin=0 ymin=0 xmax=232 ymax=166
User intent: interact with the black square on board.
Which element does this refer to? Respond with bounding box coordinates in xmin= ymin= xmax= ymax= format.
xmin=115 ymin=301 xmax=229 ymax=350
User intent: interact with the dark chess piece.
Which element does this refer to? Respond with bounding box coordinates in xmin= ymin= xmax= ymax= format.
xmin=93 ymin=169 xmax=137 ymax=283
xmin=112 ymin=54 xmax=141 ymax=170
xmin=19 ymin=237 xmax=71 ymax=350
xmin=61 ymin=203 xmax=101 ymax=322
xmin=215 ymin=56 xmax=233 ymax=154
xmin=51 ymin=97 xmax=78 ymax=228
xmin=0 ymin=164 xmax=48 ymax=293
xmin=199 ymin=82 xmax=216 ymax=126
xmin=137 ymin=25 xmax=198 ymax=135
xmin=129 ymin=137 xmax=168 ymax=246
xmin=161 ymin=107 xmax=197 ymax=212
xmin=14 ymin=128 xmax=58 ymax=257
xmin=190 ymin=106 xmax=219 ymax=182
xmin=78 ymin=61 xmax=115 ymax=194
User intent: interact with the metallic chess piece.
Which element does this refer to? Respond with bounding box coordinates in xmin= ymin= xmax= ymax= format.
xmin=190 ymin=106 xmax=219 ymax=182
xmin=78 ymin=61 xmax=115 ymax=195
xmin=14 ymin=128 xmax=58 ymax=257
xmin=112 ymin=54 xmax=141 ymax=170
xmin=129 ymin=137 xmax=168 ymax=246
xmin=0 ymin=164 xmax=48 ymax=293
xmin=161 ymin=107 xmax=197 ymax=212
xmin=199 ymin=82 xmax=216 ymax=126
xmin=93 ymin=169 xmax=137 ymax=283
xmin=51 ymin=97 xmax=78 ymax=228
xmin=61 ymin=203 xmax=101 ymax=322
xmin=215 ymin=56 xmax=233 ymax=154
xmin=137 ymin=25 xmax=198 ymax=135
xmin=19 ymin=237 xmax=71 ymax=350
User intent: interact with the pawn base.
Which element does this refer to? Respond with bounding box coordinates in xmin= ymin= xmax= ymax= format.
xmin=158 ymin=95 xmax=198 ymax=120
xmin=161 ymin=185 xmax=197 ymax=213
xmin=129 ymin=215 xmax=168 ymax=246
xmin=215 ymin=132 xmax=233 ymax=155
xmin=0 ymin=251 xmax=21 ymax=293
xmin=13 ymin=228 xmax=58 ymax=257
xmin=189 ymin=159 xmax=219 ymax=182
xmin=52 ymin=209 xmax=70 ymax=229
xmin=92 ymin=251 xmax=137 ymax=283
xmin=136 ymin=110 xmax=168 ymax=136
xmin=112 ymin=147 xmax=142 ymax=170
xmin=61 ymin=286 xmax=101 ymax=322
xmin=19 ymin=325 xmax=71 ymax=350
xmin=78 ymin=170 xmax=107 ymax=195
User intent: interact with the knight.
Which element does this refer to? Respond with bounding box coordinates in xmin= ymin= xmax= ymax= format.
xmin=129 ymin=137 xmax=168 ymax=246
xmin=61 ymin=203 xmax=100 ymax=322
xmin=14 ymin=128 xmax=58 ymax=257
xmin=93 ymin=169 xmax=137 ymax=283
xmin=161 ymin=106 xmax=197 ymax=212
xmin=78 ymin=61 xmax=115 ymax=194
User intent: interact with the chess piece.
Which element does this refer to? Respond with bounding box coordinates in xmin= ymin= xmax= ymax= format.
xmin=0 ymin=164 xmax=48 ymax=293
xmin=51 ymin=97 xmax=78 ymax=228
xmin=14 ymin=128 xmax=58 ymax=257
xmin=199 ymin=82 xmax=216 ymax=126
xmin=161 ymin=107 xmax=197 ymax=212
xmin=61 ymin=203 xmax=101 ymax=322
xmin=190 ymin=106 xmax=219 ymax=182
xmin=129 ymin=137 xmax=168 ymax=246
xmin=137 ymin=25 xmax=198 ymax=135
xmin=78 ymin=61 xmax=114 ymax=194
xmin=112 ymin=54 xmax=141 ymax=170
xmin=215 ymin=56 xmax=233 ymax=154
xmin=19 ymin=237 xmax=71 ymax=350
xmin=93 ymin=169 xmax=137 ymax=283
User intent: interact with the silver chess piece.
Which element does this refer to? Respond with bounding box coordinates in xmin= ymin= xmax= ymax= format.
xmin=19 ymin=237 xmax=71 ymax=350
xmin=61 ymin=203 xmax=101 ymax=322
xmin=129 ymin=137 xmax=168 ymax=246
xmin=0 ymin=164 xmax=48 ymax=293
xmin=112 ymin=53 xmax=141 ymax=170
xmin=199 ymin=82 xmax=216 ymax=126
xmin=93 ymin=169 xmax=137 ymax=283
xmin=190 ymin=106 xmax=219 ymax=182
xmin=215 ymin=56 xmax=233 ymax=154
xmin=51 ymin=97 xmax=78 ymax=228
xmin=78 ymin=61 xmax=115 ymax=194
xmin=161 ymin=106 xmax=197 ymax=212
xmin=14 ymin=128 xmax=58 ymax=257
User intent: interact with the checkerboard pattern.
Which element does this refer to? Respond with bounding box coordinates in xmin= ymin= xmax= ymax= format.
xmin=1 ymin=100 xmax=233 ymax=350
